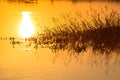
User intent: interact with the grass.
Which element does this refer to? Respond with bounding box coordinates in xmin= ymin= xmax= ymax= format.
xmin=4 ymin=8 xmax=120 ymax=71
xmin=8 ymin=8 xmax=120 ymax=55
xmin=41 ymin=8 xmax=120 ymax=54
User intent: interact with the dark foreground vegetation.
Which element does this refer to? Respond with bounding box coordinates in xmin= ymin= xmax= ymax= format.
xmin=42 ymin=9 xmax=120 ymax=54
xmin=1 ymin=8 xmax=120 ymax=55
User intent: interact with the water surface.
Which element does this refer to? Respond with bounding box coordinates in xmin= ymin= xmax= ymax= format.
xmin=0 ymin=0 xmax=120 ymax=80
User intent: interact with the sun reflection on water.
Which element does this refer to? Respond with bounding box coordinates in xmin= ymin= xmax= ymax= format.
xmin=19 ymin=11 xmax=35 ymax=38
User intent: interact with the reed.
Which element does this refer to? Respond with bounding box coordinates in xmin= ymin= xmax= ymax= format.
xmin=42 ymin=8 xmax=120 ymax=54
xmin=8 ymin=8 xmax=120 ymax=54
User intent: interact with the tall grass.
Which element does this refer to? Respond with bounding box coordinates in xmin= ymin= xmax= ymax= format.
xmin=42 ymin=8 xmax=120 ymax=54
xmin=6 ymin=8 xmax=120 ymax=70
xmin=8 ymin=8 xmax=120 ymax=55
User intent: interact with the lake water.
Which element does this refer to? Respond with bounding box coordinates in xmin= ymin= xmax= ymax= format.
xmin=0 ymin=0 xmax=120 ymax=80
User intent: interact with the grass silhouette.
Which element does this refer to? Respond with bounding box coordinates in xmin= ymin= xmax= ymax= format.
xmin=42 ymin=8 xmax=120 ymax=54
xmin=7 ymin=8 xmax=120 ymax=54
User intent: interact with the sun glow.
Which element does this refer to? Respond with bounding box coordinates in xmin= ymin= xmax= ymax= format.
xmin=19 ymin=11 xmax=34 ymax=38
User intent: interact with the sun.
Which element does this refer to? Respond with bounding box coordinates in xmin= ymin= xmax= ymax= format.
xmin=19 ymin=11 xmax=34 ymax=38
